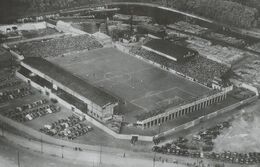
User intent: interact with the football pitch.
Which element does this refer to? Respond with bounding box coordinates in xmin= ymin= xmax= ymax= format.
xmin=48 ymin=48 xmax=211 ymax=122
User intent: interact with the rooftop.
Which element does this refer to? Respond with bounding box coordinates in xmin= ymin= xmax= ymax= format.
xmin=143 ymin=39 xmax=197 ymax=61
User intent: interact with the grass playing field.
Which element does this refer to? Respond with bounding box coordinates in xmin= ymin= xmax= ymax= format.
xmin=47 ymin=47 xmax=211 ymax=123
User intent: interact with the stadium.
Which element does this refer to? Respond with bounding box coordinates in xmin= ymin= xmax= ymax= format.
xmin=8 ymin=25 xmax=233 ymax=137
xmin=0 ymin=8 xmax=248 ymax=142
xmin=1 ymin=2 xmax=260 ymax=167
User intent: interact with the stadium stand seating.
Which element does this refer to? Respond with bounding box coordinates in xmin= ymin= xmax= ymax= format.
xmin=130 ymin=46 xmax=229 ymax=87
xmin=11 ymin=35 xmax=103 ymax=58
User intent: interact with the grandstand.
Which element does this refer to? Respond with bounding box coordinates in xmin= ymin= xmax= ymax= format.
xmin=137 ymin=24 xmax=166 ymax=38
xmin=130 ymin=46 xmax=230 ymax=87
xmin=142 ymin=39 xmax=198 ymax=62
xmin=9 ymin=34 xmax=103 ymax=58
xmin=18 ymin=57 xmax=119 ymax=122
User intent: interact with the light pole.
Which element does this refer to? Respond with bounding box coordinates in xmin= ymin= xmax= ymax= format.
xmin=1 ymin=122 xmax=4 ymax=137
xmin=17 ymin=151 xmax=20 ymax=167
xmin=99 ymin=145 xmax=102 ymax=166
xmin=153 ymin=123 xmax=161 ymax=167
xmin=61 ymin=145 xmax=64 ymax=158
xmin=40 ymin=135 xmax=43 ymax=154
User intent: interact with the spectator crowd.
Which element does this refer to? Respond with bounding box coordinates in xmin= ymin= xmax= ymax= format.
xmin=130 ymin=46 xmax=229 ymax=87
xmin=10 ymin=34 xmax=103 ymax=58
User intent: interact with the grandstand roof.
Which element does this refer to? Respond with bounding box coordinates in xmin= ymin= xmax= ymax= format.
xmin=143 ymin=39 xmax=197 ymax=61
xmin=23 ymin=57 xmax=118 ymax=107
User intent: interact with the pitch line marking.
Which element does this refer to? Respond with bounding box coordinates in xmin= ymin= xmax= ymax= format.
xmin=130 ymin=87 xmax=179 ymax=103
xmin=92 ymin=67 xmax=154 ymax=84
xmin=130 ymin=101 xmax=150 ymax=113
xmin=175 ymin=87 xmax=197 ymax=98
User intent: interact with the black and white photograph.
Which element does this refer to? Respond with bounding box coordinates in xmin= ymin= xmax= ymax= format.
xmin=0 ymin=0 xmax=260 ymax=167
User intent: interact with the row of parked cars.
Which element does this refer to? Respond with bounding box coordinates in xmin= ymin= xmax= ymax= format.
xmin=153 ymin=145 xmax=200 ymax=158
xmin=40 ymin=115 xmax=93 ymax=140
xmin=0 ymin=86 xmax=31 ymax=96
xmin=4 ymin=104 xmax=60 ymax=122
xmin=2 ymin=99 xmax=48 ymax=117
xmin=0 ymin=86 xmax=33 ymax=102
xmin=18 ymin=99 xmax=48 ymax=111
xmin=0 ymin=73 xmax=13 ymax=83
xmin=152 ymin=121 xmax=260 ymax=164
xmin=205 ymin=151 xmax=260 ymax=165
xmin=0 ymin=80 xmax=21 ymax=89
xmin=153 ymin=144 xmax=260 ymax=165
xmin=195 ymin=121 xmax=231 ymax=143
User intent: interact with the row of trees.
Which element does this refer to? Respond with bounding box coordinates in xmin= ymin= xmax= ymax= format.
xmin=0 ymin=0 xmax=259 ymax=28
xmin=0 ymin=0 xmax=108 ymax=22
xmin=229 ymin=0 xmax=260 ymax=11
xmin=160 ymin=0 xmax=259 ymax=28
xmin=114 ymin=0 xmax=259 ymax=28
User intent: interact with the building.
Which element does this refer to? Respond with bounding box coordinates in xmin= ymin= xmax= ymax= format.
xmin=137 ymin=24 xmax=166 ymax=39
xmin=17 ymin=57 xmax=119 ymax=122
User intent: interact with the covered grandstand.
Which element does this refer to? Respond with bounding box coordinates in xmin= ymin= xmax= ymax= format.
xmin=142 ymin=39 xmax=198 ymax=62
xmin=137 ymin=24 xmax=166 ymax=38
xmin=17 ymin=57 xmax=119 ymax=122
xmin=130 ymin=46 xmax=230 ymax=87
